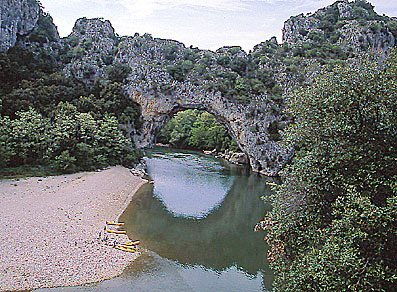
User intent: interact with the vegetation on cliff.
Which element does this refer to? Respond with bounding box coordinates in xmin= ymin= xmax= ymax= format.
xmin=0 ymin=44 xmax=142 ymax=176
xmin=263 ymin=49 xmax=396 ymax=291
xmin=150 ymin=0 xmax=397 ymax=105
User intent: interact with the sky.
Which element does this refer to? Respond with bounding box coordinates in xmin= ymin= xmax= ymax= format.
xmin=39 ymin=0 xmax=397 ymax=52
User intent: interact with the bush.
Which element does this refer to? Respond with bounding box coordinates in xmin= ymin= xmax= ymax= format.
xmin=105 ymin=62 xmax=131 ymax=83
xmin=28 ymin=12 xmax=58 ymax=43
xmin=158 ymin=109 xmax=239 ymax=152
xmin=166 ymin=60 xmax=194 ymax=82
xmin=163 ymin=43 xmax=179 ymax=61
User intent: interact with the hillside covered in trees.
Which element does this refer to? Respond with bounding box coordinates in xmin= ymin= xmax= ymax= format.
xmin=0 ymin=44 xmax=143 ymax=176
xmin=1 ymin=0 xmax=396 ymax=176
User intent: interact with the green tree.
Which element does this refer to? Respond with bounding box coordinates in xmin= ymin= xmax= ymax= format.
xmin=105 ymin=62 xmax=131 ymax=83
xmin=189 ymin=111 xmax=236 ymax=151
xmin=168 ymin=110 xmax=197 ymax=148
xmin=7 ymin=108 xmax=49 ymax=166
xmin=47 ymin=102 xmax=141 ymax=172
xmin=28 ymin=12 xmax=58 ymax=43
xmin=264 ymin=50 xmax=397 ymax=291
xmin=0 ymin=115 xmax=14 ymax=169
xmin=158 ymin=110 xmax=239 ymax=152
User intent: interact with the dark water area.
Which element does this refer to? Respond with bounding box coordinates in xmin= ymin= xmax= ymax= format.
xmin=40 ymin=148 xmax=276 ymax=292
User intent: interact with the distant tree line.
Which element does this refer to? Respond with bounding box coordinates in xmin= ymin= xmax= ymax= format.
xmin=157 ymin=109 xmax=239 ymax=152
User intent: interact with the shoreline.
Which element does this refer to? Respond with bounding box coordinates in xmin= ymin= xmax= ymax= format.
xmin=0 ymin=166 xmax=147 ymax=291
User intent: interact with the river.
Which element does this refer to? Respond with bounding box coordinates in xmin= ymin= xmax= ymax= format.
xmin=42 ymin=147 xmax=275 ymax=291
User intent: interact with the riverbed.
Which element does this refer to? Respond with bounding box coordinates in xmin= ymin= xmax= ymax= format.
xmin=0 ymin=166 xmax=145 ymax=292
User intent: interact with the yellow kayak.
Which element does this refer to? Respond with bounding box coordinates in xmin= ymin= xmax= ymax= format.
xmin=121 ymin=240 xmax=140 ymax=246
xmin=115 ymin=245 xmax=137 ymax=252
xmin=106 ymin=221 xmax=125 ymax=226
xmin=105 ymin=228 xmax=126 ymax=234
xmin=266 ymin=182 xmax=278 ymax=186
xmin=117 ymin=243 xmax=138 ymax=249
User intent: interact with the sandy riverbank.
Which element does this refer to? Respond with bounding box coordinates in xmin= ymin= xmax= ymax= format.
xmin=0 ymin=166 xmax=147 ymax=291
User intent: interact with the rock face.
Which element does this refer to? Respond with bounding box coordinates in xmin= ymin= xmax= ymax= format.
xmin=0 ymin=0 xmax=40 ymax=52
xmin=62 ymin=20 xmax=293 ymax=175
xmin=113 ymin=35 xmax=291 ymax=175
xmin=127 ymin=84 xmax=290 ymax=175
xmin=219 ymin=150 xmax=250 ymax=165
xmin=283 ymin=0 xmax=395 ymax=53
xmin=63 ymin=17 xmax=118 ymax=81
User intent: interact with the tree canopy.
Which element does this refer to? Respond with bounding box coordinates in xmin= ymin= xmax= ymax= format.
xmin=157 ymin=109 xmax=239 ymax=152
xmin=264 ymin=49 xmax=397 ymax=291
xmin=0 ymin=45 xmax=142 ymax=177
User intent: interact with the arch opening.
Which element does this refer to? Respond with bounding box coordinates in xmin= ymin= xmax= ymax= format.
xmin=153 ymin=108 xmax=249 ymax=166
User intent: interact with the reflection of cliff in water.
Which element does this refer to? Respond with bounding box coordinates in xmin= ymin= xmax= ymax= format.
xmin=120 ymin=173 xmax=273 ymax=277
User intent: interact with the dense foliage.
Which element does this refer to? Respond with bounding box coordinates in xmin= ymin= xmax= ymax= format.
xmin=29 ymin=11 xmax=59 ymax=43
xmin=0 ymin=45 xmax=142 ymax=176
xmin=157 ymin=109 xmax=239 ymax=152
xmin=264 ymin=50 xmax=396 ymax=291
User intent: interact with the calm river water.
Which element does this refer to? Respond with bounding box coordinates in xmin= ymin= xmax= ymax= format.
xmin=42 ymin=147 xmax=276 ymax=292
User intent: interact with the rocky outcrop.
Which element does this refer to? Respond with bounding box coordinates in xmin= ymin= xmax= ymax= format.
xmin=114 ymin=34 xmax=291 ymax=175
xmin=63 ymin=17 xmax=118 ymax=81
xmin=0 ymin=0 xmax=40 ymax=52
xmin=125 ymin=76 xmax=290 ymax=176
xmin=60 ymin=19 xmax=292 ymax=176
xmin=283 ymin=12 xmax=321 ymax=46
xmin=54 ymin=0 xmax=397 ymax=176
xmin=219 ymin=150 xmax=250 ymax=165
xmin=283 ymin=0 xmax=395 ymax=53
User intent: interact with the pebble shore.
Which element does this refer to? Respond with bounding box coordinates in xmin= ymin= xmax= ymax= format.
xmin=0 ymin=166 xmax=147 ymax=291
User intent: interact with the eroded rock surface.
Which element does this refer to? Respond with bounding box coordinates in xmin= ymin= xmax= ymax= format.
xmin=0 ymin=0 xmax=40 ymax=52
xmin=283 ymin=0 xmax=395 ymax=53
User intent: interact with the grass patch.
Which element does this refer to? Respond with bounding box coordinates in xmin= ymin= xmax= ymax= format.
xmin=0 ymin=165 xmax=61 ymax=180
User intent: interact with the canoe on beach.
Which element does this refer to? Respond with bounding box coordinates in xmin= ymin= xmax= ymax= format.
xmin=122 ymin=240 xmax=140 ymax=246
xmin=105 ymin=229 xmax=126 ymax=234
xmin=106 ymin=221 xmax=125 ymax=226
xmin=115 ymin=245 xmax=137 ymax=253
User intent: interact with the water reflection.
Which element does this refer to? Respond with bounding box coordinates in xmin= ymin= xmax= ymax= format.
xmin=145 ymin=150 xmax=235 ymax=218
xmin=118 ymin=148 xmax=275 ymax=290
xmin=38 ymin=148 xmax=275 ymax=292
xmin=121 ymin=179 xmax=272 ymax=276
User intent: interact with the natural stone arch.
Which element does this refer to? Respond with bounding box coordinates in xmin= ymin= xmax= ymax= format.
xmin=112 ymin=35 xmax=293 ymax=176
xmin=60 ymin=18 xmax=292 ymax=176
xmin=128 ymin=88 xmax=290 ymax=176
xmin=132 ymin=96 xmax=240 ymax=151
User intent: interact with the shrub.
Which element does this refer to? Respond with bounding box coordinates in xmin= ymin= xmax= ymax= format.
xmin=105 ymin=62 xmax=131 ymax=83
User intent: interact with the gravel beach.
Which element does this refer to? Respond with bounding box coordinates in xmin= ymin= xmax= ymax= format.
xmin=0 ymin=166 xmax=147 ymax=291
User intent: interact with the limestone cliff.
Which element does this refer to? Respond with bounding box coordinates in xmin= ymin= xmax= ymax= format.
xmin=1 ymin=0 xmax=396 ymax=176
xmin=63 ymin=17 xmax=117 ymax=81
xmin=283 ymin=0 xmax=395 ymax=53
xmin=0 ymin=0 xmax=40 ymax=52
